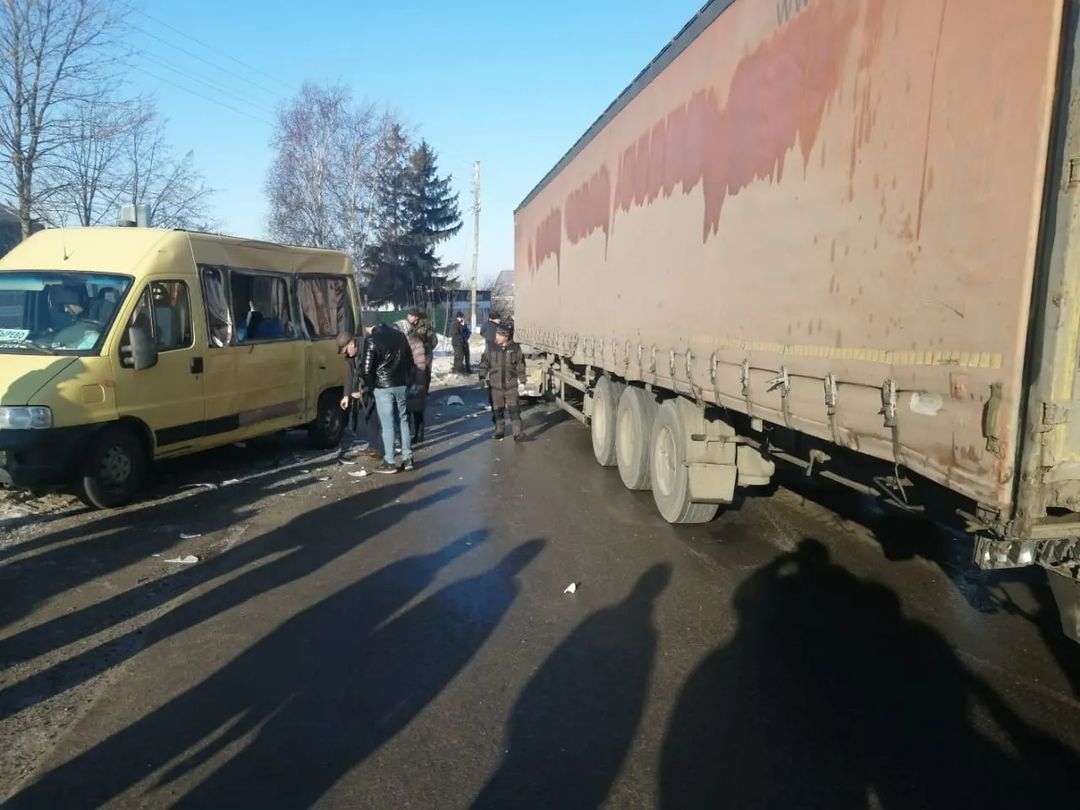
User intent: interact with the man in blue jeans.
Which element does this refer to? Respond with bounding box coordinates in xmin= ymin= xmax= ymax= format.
xmin=362 ymin=320 xmax=416 ymax=474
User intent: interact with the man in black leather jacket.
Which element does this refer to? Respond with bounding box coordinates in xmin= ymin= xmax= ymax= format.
xmin=362 ymin=322 xmax=416 ymax=473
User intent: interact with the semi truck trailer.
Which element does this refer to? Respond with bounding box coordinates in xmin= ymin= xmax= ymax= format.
xmin=513 ymin=0 xmax=1080 ymax=641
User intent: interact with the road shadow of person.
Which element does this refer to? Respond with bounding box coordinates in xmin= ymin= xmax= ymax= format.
xmin=0 ymin=473 xmax=461 ymax=721
xmin=871 ymin=512 xmax=1080 ymax=700
xmin=660 ymin=538 xmax=1080 ymax=810
xmin=765 ymin=468 xmax=1080 ymax=700
xmin=0 ymin=454 xmax=338 ymax=633
xmin=473 ymin=564 xmax=670 ymax=809
xmin=8 ymin=536 xmax=545 ymax=809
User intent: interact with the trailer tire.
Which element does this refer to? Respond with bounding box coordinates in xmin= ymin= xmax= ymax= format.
xmin=650 ymin=399 xmax=719 ymax=524
xmin=616 ymin=387 xmax=657 ymax=490
xmin=591 ymin=376 xmax=624 ymax=467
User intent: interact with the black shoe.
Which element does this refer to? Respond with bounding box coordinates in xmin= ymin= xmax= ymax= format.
xmin=513 ymin=433 xmax=526 ymax=442
xmin=493 ymin=430 xmax=504 ymax=441
xmin=402 ymin=458 xmax=415 ymax=471
xmin=373 ymin=460 xmax=399 ymax=475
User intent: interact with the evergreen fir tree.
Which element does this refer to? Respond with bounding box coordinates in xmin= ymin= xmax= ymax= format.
xmin=362 ymin=123 xmax=413 ymax=305
xmin=403 ymin=140 xmax=463 ymax=296
xmin=363 ymin=137 xmax=462 ymax=307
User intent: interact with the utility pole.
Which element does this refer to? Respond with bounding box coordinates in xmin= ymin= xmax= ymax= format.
xmin=470 ymin=161 xmax=481 ymax=330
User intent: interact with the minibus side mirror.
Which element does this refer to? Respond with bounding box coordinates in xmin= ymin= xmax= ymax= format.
xmin=123 ymin=325 xmax=158 ymax=370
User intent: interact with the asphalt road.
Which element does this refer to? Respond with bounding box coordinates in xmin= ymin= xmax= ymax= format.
xmin=2 ymin=384 xmax=1080 ymax=808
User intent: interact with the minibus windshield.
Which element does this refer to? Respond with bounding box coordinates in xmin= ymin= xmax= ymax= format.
xmin=0 ymin=271 xmax=133 ymax=355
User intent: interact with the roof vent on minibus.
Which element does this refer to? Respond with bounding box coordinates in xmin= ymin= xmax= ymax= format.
xmin=118 ymin=204 xmax=150 ymax=228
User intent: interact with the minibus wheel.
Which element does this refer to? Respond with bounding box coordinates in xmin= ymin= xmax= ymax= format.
xmin=78 ymin=425 xmax=148 ymax=509
xmin=309 ymin=390 xmax=345 ymax=449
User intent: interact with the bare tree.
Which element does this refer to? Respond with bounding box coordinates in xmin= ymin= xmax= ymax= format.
xmin=123 ymin=112 xmax=215 ymax=230
xmin=46 ymin=97 xmax=149 ymax=225
xmin=266 ymin=82 xmax=407 ymax=266
xmin=0 ymin=0 xmax=128 ymax=238
xmin=490 ymin=271 xmax=515 ymax=316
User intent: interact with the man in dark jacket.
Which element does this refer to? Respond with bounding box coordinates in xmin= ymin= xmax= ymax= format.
xmin=478 ymin=324 xmax=527 ymax=441
xmin=482 ymin=311 xmax=502 ymax=354
xmin=362 ymin=321 xmax=416 ymax=473
xmin=338 ymin=332 xmax=381 ymax=459
xmin=480 ymin=311 xmax=503 ymax=424
xmin=451 ymin=311 xmax=472 ymax=374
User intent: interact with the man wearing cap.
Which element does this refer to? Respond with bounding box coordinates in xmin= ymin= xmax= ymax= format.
xmin=338 ymin=331 xmax=381 ymax=459
xmin=478 ymin=323 xmax=527 ymax=441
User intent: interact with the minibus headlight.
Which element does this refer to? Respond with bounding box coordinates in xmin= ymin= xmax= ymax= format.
xmin=0 ymin=407 xmax=53 ymax=429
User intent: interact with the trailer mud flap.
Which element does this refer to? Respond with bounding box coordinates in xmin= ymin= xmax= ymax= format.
xmin=687 ymin=463 xmax=736 ymax=504
xmin=1048 ymin=573 xmax=1080 ymax=644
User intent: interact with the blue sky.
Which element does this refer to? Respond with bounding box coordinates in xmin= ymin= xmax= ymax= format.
xmin=124 ymin=0 xmax=704 ymax=281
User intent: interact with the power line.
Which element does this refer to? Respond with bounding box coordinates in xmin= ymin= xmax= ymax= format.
xmin=126 ymin=4 xmax=293 ymax=93
xmin=132 ymin=24 xmax=285 ymax=100
xmin=138 ymin=52 xmax=278 ymax=117
xmin=133 ymin=67 xmax=274 ymax=127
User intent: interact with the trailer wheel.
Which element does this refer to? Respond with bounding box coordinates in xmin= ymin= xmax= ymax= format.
xmin=590 ymin=376 xmax=624 ymax=467
xmin=616 ymin=387 xmax=657 ymax=490
xmin=650 ymin=400 xmax=719 ymax=524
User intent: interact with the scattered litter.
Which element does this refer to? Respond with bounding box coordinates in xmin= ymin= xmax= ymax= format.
xmin=446 ymin=395 xmax=465 ymax=407
xmin=339 ymin=459 xmax=357 ymax=466
xmin=179 ymin=533 xmax=202 ymax=540
xmin=233 ymin=442 xmax=248 ymax=449
xmin=317 ymin=477 xmax=330 ymax=482
xmin=181 ymin=483 xmax=217 ymax=491
xmin=300 ymin=469 xmax=311 ymax=474
xmin=348 ymin=470 xmax=369 ymax=478
xmin=564 ymin=583 xmax=578 ymax=595
xmin=164 ymin=555 xmax=199 ymax=565
xmin=493 ymin=473 xmax=499 ymax=477
xmin=221 ymin=479 xmax=241 ymax=486
xmin=152 ymin=553 xmax=161 ymax=558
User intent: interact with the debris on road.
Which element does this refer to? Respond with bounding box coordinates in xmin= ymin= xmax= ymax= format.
xmin=317 ymin=477 xmax=330 ymax=482
xmin=564 ymin=583 xmax=578 ymax=594
xmin=181 ymin=483 xmax=217 ymax=491
xmin=446 ymin=395 xmax=466 ymax=407
xmin=164 ymin=555 xmax=199 ymax=565
xmin=348 ymin=470 xmax=368 ymax=478
xmin=179 ymin=533 xmax=202 ymax=540
xmin=221 ymin=479 xmax=241 ymax=486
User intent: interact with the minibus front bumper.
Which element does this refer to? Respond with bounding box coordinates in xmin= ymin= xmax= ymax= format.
xmin=0 ymin=426 xmax=93 ymax=489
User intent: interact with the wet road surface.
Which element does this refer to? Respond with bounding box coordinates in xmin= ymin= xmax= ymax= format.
xmin=2 ymin=385 xmax=1079 ymax=808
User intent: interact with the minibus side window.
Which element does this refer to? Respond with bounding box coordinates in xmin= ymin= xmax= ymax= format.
xmin=199 ymin=266 xmax=233 ymax=347
xmin=149 ymin=281 xmax=193 ymax=351
xmin=119 ymin=281 xmax=193 ymax=364
xmin=298 ymin=276 xmax=355 ymax=338
xmin=229 ymin=271 xmax=296 ymax=343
